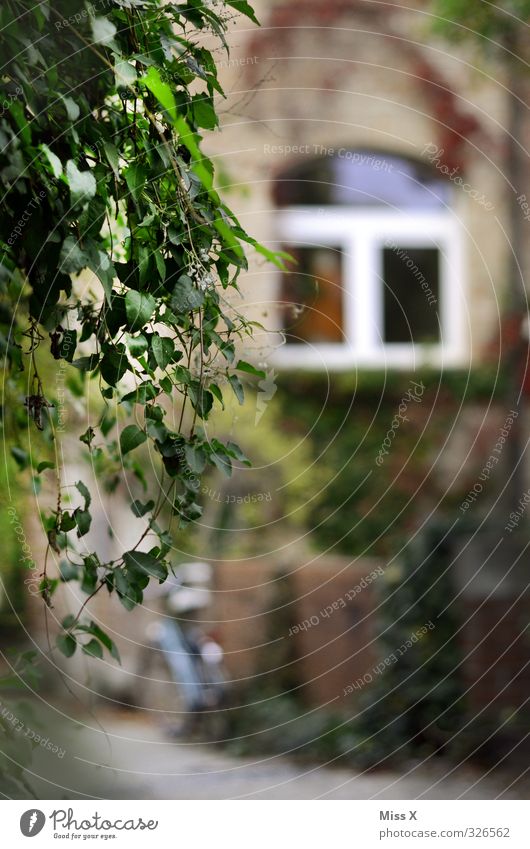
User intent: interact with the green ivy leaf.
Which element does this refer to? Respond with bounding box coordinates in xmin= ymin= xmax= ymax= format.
xmin=127 ymin=334 xmax=149 ymax=358
xmin=82 ymin=638 xmax=103 ymax=659
xmin=100 ymin=345 xmax=128 ymax=386
xmin=210 ymin=383 xmax=224 ymax=408
xmin=184 ymin=443 xmax=207 ymax=473
xmin=74 ymin=508 xmax=92 ymax=538
xmin=37 ymin=461 xmax=55 ymax=473
xmin=66 ymin=160 xmax=97 ymax=205
xmin=115 ymin=59 xmax=137 ymax=88
xmin=123 ymin=550 xmax=168 ymax=581
xmin=228 ymin=373 xmax=244 ymax=404
xmin=125 ymin=290 xmax=156 ymax=331
xmin=41 ymin=143 xmax=62 ymax=178
xmin=191 ymin=95 xmax=217 ymax=129
xmin=151 ymin=334 xmax=174 ymax=370
xmin=226 ymin=0 xmax=260 ymax=24
xmin=210 ymin=451 xmax=232 ymax=477
xmin=188 ymin=381 xmax=213 ymax=419
xmin=11 ymin=446 xmax=29 ymax=470
xmin=124 ymin=163 xmax=147 ymax=205
xmin=131 ymin=499 xmax=155 ymax=517
xmin=80 ymin=622 xmax=121 ymax=663
xmin=236 ymin=359 xmax=266 ymax=378
xmin=57 ymin=634 xmax=77 ymax=658
xmin=225 ymin=440 xmax=251 ymax=466
xmin=79 ymin=426 xmax=95 ymax=447
xmin=103 ymin=141 xmax=120 ymax=177
xmin=170 ymin=274 xmax=204 ymax=312
xmin=59 ymin=236 xmax=89 ymax=274
xmin=120 ymin=424 xmax=147 ymax=455
xmin=75 ymin=480 xmax=91 ymax=509
xmin=60 ymin=512 xmax=76 ymax=532
xmin=91 ymin=17 xmax=117 ymax=46
xmin=140 ymin=66 xmax=177 ymax=122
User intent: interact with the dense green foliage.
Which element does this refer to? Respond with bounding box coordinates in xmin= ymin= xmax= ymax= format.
xmin=275 ymin=369 xmax=503 ymax=557
xmin=432 ymin=0 xmax=530 ymax=46
xmin=0 ymin=0 xmax=270 ymax=661
xmin=352 ymin=524 xmax=466 ymax=766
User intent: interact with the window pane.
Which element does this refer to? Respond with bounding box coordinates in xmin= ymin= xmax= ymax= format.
xmin=383 ymin=246 xmax=440 ymax=343
xmin=274 ymin=151 xmax=450 ymax=210
xmin=281 ymin=246 xmax=344 ymax=344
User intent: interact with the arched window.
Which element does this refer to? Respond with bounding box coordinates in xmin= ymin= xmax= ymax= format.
xmin=274 ymin=149 xmax=464 ymax=368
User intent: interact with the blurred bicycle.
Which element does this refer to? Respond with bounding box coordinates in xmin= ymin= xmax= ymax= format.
xmin=134 ymin=562 xmax=228 ymax=739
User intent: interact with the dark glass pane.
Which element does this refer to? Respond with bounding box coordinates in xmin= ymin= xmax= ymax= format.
xmin=383 ymin=246 xmax=440 ymax=343
xmin=274 ymin=150 xmax=450 ymax=210
xmin=281 ymin=246 xmax=344 ymax=344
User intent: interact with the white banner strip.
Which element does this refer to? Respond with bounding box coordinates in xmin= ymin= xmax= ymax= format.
xmin=3 ymin=800 xmax=529 ymax=848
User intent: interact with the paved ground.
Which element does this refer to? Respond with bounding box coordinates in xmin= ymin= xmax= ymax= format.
xmin=29 ymin=713 xmax=530 ymax=800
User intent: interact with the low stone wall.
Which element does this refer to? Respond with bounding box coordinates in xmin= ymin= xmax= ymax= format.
xmin=213 ymin=554 xmax=382 ymax=706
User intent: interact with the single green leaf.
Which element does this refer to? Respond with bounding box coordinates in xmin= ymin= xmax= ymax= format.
xmin=151 ymin=334 xmax=174 ymax=370
xmin=170 ymin=274 xmax=204 ymax=312
xmin=59 ymin=236 xmax=89 ymax=274
xmin=57 ymin=634 xmax=76 ymax=658
xmin=121 ymin=382 xmax=157 ymax=405
xmin=210 ymin=383 xmax=224 ymax=408
xmin=115 ymin=58 xmax=137 ymax=88
xmin=125 ymin=290 xmax=156 ymax=331
xmin=184 ymin=443 xmax=207 ymax=474
xmin=189 ymin=382 xmax=213 ymax=419
xmin=75 ymin=479 xmax=91 ymax=509
xmin=226 ymin=0 xmax=260 ymax=24
xmin=87 ymin=249 xmax=116 ymax=304
xmin=226 ymin=440 xmax=251 ymax=466
xmin=60 ymin=512 xmax=76 ymax=532
xmin=72 ymin=355 xmax=99 ymax=372
xmin=91 ymin=17 xmax=117 ymax=45
xmin=100 ymin=345 xmax=128 ymax=386
xmin=79 ymin=426 xmax=95 ymax=446
xmin=59 ymin=560 xmax=78 ymax=582
xmin=61 ymin=95 xmax=79 ymax=121
xmin=84 ymin=622 xmax=121 ymax=663
xmin=74 ymin=508 xmax=92 ymax=538
xmin=228 ymin=373 xmax=244 ymax=404
xmin=103 ymin=141 xmax=119 ymax=177
xmin=66 ymin=160 xmax=97 ymax=205
xmin=41 ymin=143 xmax=62 ymax=178
xmin=82 ymin=638 xmax=103 ymax=659
xmin=131 ymin=499 xmax=155 ymax=517
xmin=123 ymin=550 xmax=168 ymax=581
xmin=173 ymin=115 xmax=214 ymax=190
xmin=37 ymin=461 xmax=55 ymax=473
xmin=127 ymin=334 xmax=149 ymax=358
xmin=124 ymin=163 xmax=146 ymax=204
xmin=236 ymin=359 xmax=266 ymax=378
xmin=191 ymin=96 xmax=217 ymax=129
xmin=140 ymin=66 xmax=177 ymax=122
xmin=210 ymin=451 xmax=233 ymax=477
xmin=11 ymin=446 xmax=29 ymax=469
xmin=120 ymin=424 xmax=147 ymax=455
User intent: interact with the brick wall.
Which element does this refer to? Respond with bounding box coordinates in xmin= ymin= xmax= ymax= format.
xmin=213 ymin=555 xmax=382 ymax=706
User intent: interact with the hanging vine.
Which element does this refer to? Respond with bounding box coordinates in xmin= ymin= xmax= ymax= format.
xmin=0 ymin=0 xmax=277 ymax=660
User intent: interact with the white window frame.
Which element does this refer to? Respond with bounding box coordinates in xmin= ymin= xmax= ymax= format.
xmin=273 ymin=207 xmax=465 ymax=370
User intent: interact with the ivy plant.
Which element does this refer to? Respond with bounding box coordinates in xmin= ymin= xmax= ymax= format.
xmin=0 ymin=0 xmax=276 ymax=661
